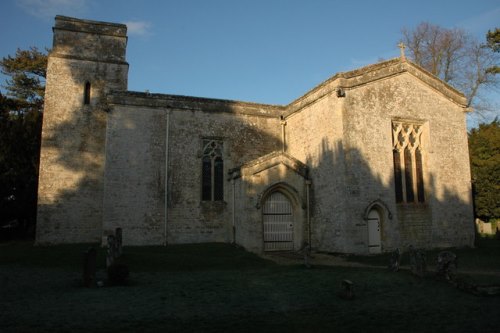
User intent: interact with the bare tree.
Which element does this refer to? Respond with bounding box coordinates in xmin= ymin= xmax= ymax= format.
xmin=401 ymin=22 xmax=499 ymax=122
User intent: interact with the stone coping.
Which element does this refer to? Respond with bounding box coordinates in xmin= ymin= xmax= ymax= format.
xmin=55 ymin=15 xmax=127 ymax=37
xmin=108 ymin=91 xmax=285 ymax=118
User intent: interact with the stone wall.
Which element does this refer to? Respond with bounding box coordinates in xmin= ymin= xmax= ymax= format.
xmin=237 ymin=165 xmax=307 ymax=253
xmin=341 ymin=68 xmax=474 ymax=251
xmin=103 ymin=93 xmax=283 ymax=245
xmin=232 ymin=152 xmax=309 ymax=253
xmin=285 ymin=85 xmax=348 ymax=252
xmin=283 ymin=60 xmax=474 ymax=253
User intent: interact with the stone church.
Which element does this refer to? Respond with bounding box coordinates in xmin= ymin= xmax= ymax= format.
xmin=36 ymin=16 xmax=475 ymax=254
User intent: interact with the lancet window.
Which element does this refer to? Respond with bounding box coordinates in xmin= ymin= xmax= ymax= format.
xmin=202 ymin=139 xmax=224 ymax=201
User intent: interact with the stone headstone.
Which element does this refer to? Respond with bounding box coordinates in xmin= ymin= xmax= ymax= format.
xmin=409 ymin=245 xmax=426 ymax=278
xmin=338 ymin=279 xmax=355 ymax=300
xmin=302 ymin=242 xmax=311 ymax=269
xmin=436 ymin=251 xmax=457 ymax=280
xmin=83 ymin=247 xmax=97 ymax=287
xmin=388 ymin=248 xmax=401 ymax=272
xmin=106 ymin=235 xmax=116 ymax=268
xmin=115 ymin=227 xmax=123 ymax=258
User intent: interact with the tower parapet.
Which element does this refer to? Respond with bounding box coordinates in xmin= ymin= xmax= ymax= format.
xmin=52 ymin=15 xmax=127 ymax=64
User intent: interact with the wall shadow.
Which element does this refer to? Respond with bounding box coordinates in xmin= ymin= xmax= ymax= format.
xmin=296 ymin=136 xmax=475 ymax=253
xmin=35 ymin=16 xmax=475 ymax=253
xmin=36 ymin=21 xmax=283 ymax=244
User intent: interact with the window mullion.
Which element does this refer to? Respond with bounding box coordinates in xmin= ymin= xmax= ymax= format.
xmin=400 ymin=149 xmax=407 ymax=203
xmin=211 ymin=158 xmax=215 ymax=201
xmin=202 ymin=139 xmax=224 ymax=202
xmin=411 ymin=148 xmax=418 ymax=202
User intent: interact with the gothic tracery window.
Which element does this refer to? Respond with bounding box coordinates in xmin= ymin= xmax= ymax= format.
xmin=202 ymin=139 xmax=224 ymax=201
xmin=392 ymin=122 xmax=425 ymax=203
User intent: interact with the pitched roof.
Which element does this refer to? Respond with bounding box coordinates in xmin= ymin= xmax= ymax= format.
xmin=109 ymin=57 xmax=468 ymax=116
xmin=287 ymin=58 xmax=468 ymax=115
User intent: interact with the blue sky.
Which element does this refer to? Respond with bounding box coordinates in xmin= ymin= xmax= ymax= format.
xmin=1 ymin=0 xmax=499 ymax=106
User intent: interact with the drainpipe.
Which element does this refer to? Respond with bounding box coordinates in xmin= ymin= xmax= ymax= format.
xmin=164 ymin=109 xmax=171 ymax=246
xmin=232 ymin=178 xmax=236 ymax=244
xmin=306 ymin=179 xmax=312 ymax=246
xmin=280 ymin=116 xmax=287 ymax=152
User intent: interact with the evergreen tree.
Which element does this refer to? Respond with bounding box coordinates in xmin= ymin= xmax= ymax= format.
xmin=469 ymin=119 xmax=500 ymax=222
xmin=486 ymin=28 xmax=500 ymax=74
xmin=0 ymin=47 xmax=47 ymax=238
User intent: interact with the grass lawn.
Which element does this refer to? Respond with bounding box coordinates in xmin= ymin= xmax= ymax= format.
xmin=1 ymin=241 xmax=500 ymax=333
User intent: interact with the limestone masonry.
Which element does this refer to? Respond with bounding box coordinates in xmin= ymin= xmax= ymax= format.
xmin=36 ymin=16 xmax=475 ymax=253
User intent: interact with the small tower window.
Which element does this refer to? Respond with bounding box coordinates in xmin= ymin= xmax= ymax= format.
xmin=84 ymin=81 xmax=91 ymax=105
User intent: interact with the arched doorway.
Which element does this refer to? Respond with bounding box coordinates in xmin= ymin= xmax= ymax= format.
xmin=262 ymin=191 xmax=294 ymax=251
xmin=367 ymin=209 xmax=382 ymax=254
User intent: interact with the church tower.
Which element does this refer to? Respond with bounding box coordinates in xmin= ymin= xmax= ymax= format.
xmin=36 ymin=16 xmax=128 ymax=243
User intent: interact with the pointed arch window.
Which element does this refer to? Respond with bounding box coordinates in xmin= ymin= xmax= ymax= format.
xmin=84 ymin=81 xmax=91 ymax=105
xmin=202 ymin=139 xmax=224 ymax=201
xmin=392 ymin=122 xmax=425 ymax=204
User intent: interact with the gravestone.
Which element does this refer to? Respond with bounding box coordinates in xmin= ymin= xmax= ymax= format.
xmin=388 ymin=248 xmax=401 ymax=272
xmin=301 ymin=242 xmax=312 ymax=269
xmin=436 ymin=251 xmax=457 ymax=280
xmin=106 ymin=235 xmax=116 ymax=268
xmin=338 ymin=279 xmax=355 ymax=300
xmin=408 ymin=245 xmax=426 ymax=278
xmin=83 ymin=247 xmax=97 ymax=287
xmin=115 ymin=228 xmax=123 ymax=258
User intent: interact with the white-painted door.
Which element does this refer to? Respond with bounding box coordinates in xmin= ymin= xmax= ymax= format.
xmin=367 ymin=209 xmax=381 ymax=254
xmin=263 ymin=192 xmax=293 ymax=251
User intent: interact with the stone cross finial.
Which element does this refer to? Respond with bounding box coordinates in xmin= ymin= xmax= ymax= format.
xmin=398 ymin=42 xmax=406 ymax=61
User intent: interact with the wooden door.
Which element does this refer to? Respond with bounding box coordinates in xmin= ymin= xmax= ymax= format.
xmin=368 ymin=209 xmax=382 ymax=254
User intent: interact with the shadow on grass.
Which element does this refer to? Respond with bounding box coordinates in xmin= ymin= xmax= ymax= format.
xmin=342 ymin=237 xmax=500 ymax=293
xmin=0 ymin=241 xmax=277 ymax=272
xmin=2 ymin=242 xmax=500 ymax=333
xmin=123 ymin=243 xmax=278 ymax=272
xmin=344 ymin=238 xmax=500 ymax=271
xmin=0 ymin=241 xmax=106 ymax=270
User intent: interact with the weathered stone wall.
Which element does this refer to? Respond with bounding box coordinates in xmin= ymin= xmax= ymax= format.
xmin=235 ymin=161 xmax=308 ymax=253
xmin=283 ymin=60 xmax=473 ymax=253
xmin=167 ymin=108 xmax=281 ymax=245
xmin=285 ymin=82 xmax=348 ymax=253
xmin=102 ymin=106 xmax=166 ymax=245
xmin=341 ymin=69 xmax=474 ymax=251
xmin=36 ymin=16 xmax=128 ymax=243
xmin=36 ymin=16 xmax=474 ymax=252
xmin=103 ymin=93 xmax=282 ymax=245
xmin=51 ymin=16 xmax=127 ymax=63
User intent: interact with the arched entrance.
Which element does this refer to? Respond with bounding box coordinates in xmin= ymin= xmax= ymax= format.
xmin=367 ymin=209 xmax=382 ymax=254
xmin=262 ymin=191 xmax=294 ymax=251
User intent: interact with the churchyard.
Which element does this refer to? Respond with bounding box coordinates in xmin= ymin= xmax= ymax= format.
xmin=1 ymin=239 xmax=499 ymax=333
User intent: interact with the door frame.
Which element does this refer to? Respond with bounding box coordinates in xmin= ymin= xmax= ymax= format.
xmin=363 ymin=200 xmax=392 ymax=254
